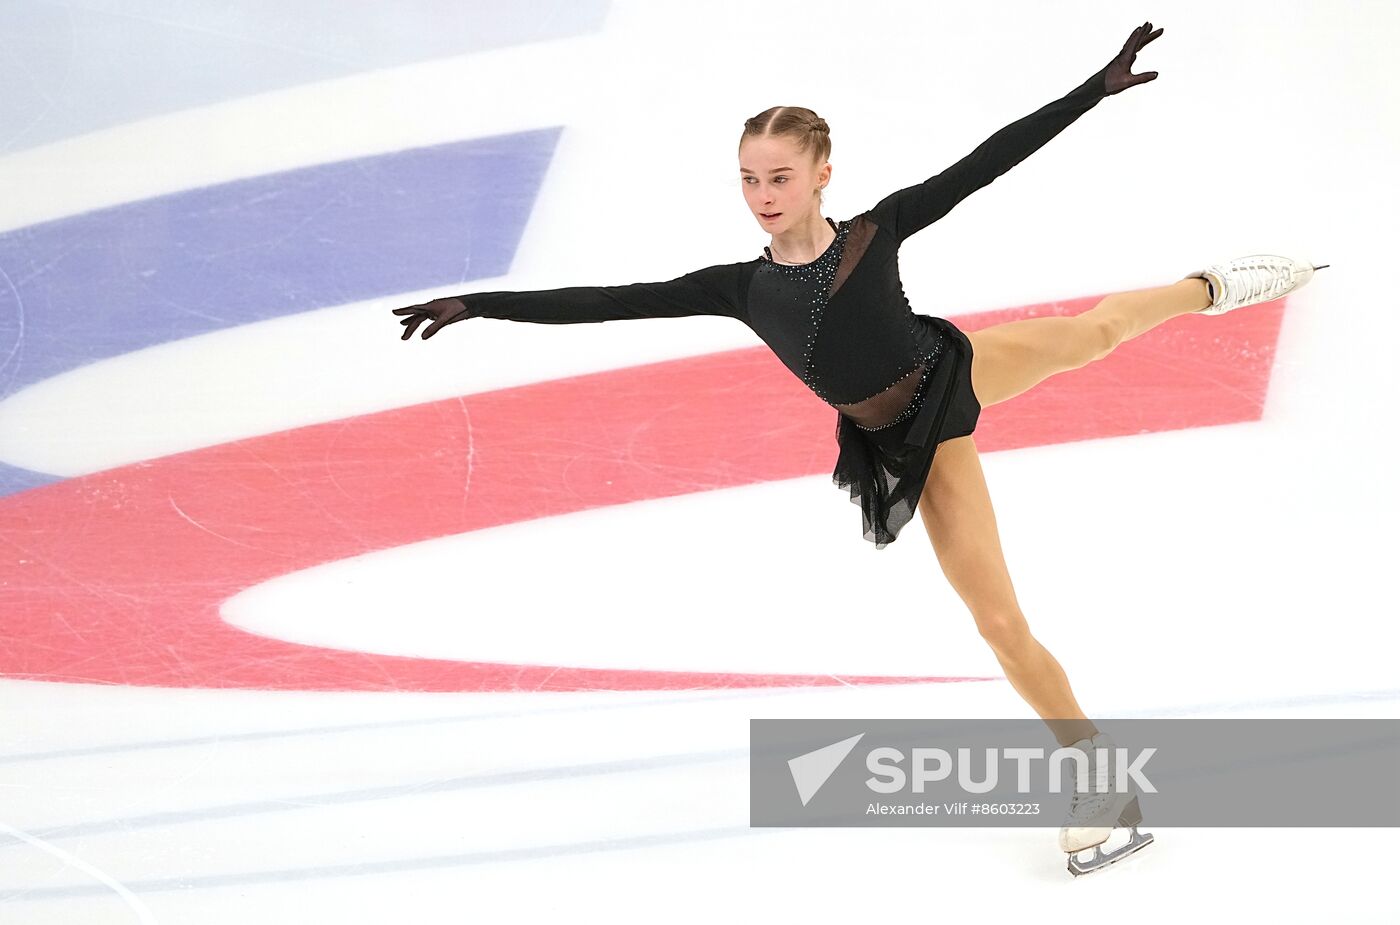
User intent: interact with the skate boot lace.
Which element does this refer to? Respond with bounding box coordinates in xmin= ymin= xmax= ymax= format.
xmin=1223 ymin=259 xmax=1294 ymax=309
xmin=1067 ymin=755 xmax=1115 ymax=819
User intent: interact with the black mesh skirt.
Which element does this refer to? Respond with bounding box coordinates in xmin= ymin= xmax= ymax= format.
xmin=831 ymin=315 xmax=981 ymax=548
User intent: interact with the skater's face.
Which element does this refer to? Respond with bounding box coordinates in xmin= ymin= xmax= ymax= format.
xmin=739 ymin=135 xmax=830 ymax=231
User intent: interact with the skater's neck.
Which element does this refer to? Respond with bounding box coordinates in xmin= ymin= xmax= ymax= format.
xmin=767 ymin=216 xmax=836 ymax=265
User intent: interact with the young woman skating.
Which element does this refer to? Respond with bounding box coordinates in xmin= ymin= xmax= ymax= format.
xmin=393 ymin=21 xmax=1325 ymax=874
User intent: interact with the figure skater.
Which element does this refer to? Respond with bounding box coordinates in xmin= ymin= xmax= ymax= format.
xmin=392 ymin=21 xmax=1325 ymax=875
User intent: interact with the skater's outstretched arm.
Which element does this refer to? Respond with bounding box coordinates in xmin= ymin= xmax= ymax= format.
xmin=394 ymin=261 xmax=747 ymax=340
xmin=868 ymin=21 xmax=1162 ymax=244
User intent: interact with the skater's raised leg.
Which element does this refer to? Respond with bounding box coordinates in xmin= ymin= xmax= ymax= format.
xmin=1081 ymin=277 xmax=1212 ymax=345
xmin=916 ymin=434 xmax=1096 ymax=748
xmin=964 ymin=278 xmax=1210 ymax=408
xmin=966 ymin=253 xmax=1327 ymax=409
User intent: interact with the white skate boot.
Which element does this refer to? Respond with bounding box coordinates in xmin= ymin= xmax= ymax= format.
xmin=1185 ymin=255 xmax=1329 ymax=316
xmin=1058 ymin=732 xmax=1154 ymax=876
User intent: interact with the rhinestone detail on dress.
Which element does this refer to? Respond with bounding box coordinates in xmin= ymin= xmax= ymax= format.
xmin=850 ymin=333 xmax=950 ymax=431
xmin=760 ymin=216 xmax=847 ymax=403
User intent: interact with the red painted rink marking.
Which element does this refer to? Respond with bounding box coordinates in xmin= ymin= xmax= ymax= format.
xmin=0 ymin=299 xmax=1284 ymax=692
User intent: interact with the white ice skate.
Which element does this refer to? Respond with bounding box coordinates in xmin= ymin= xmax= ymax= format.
xmin=1185 ymin=254 xmax=1329 ymax=316
xmin=1058 ymin=733 xmax=1154 ymax=877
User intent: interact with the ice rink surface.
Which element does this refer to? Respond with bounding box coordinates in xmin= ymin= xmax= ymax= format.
xmin=1 ymin=0 xmax=1396 ymax=921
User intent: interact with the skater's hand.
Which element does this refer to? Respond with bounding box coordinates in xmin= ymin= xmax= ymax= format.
xmin=392 ymin=297 xmax=472 ymax=340
xmin=1103 ymin=21 xmax=1162 ymax=95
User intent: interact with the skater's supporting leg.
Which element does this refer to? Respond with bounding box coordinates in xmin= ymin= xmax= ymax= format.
xmin=965 ymin=278 xmax=1211 ymax=407
xmin=917 ymin=435 xmax=1097 ymax=748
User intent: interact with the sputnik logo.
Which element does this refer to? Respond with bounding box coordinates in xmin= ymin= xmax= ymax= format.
xmin=789 ymin=733 xmax=865 ymax=806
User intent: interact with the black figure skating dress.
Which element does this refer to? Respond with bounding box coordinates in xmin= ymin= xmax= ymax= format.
xmin=455 ymin=63 xmax=1112 ymax=547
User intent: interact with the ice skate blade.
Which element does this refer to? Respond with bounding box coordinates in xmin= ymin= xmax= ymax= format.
xmin=1066 ymin=826 xmax=1154 ymax=877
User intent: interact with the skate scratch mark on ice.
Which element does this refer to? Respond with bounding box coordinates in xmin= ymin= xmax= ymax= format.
xmin=111 ymin=228 xmax=231 ymax=325
xmin=89 ymin=5 xmax=359 ymax=68
xmin=51 ymin=603 xmax=90 ymax=648
xmin=243 ymin=443 xmax=375 ymax=551
xmin=0 ymin=533 xmax=135 ymax=623
xmin=0 ymin=2 xmax=76 ymax=153
xmin=13 ymin=686 xmax=1392 ymax=770
xmin=168 ymin=496 xmax=263 ymax=550
xmin=12 ymin=242 xmax=84 ymax=288
xmin=0 ymin=818 xmax=159 ymax=923
xmin=0 ymin=260 xmax=24 ymax=386
xmin=456 ymin=396 xmax=474 ymax=508
xmin=457 ymin=224 xmax=474 ymax=284
xmin=1188 ymin=366 xmax=1261 ymax=406
xmin=0 ymin=747 xmax=756 ymax=848
xmin=7 ymin=824 xmax=776 ymax=900
xmin=324 ymin=419 xmax=359 ymax=503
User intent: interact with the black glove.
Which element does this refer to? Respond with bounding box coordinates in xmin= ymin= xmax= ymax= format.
xmin=392 ymin=297 xmax=471 ymax=340
xmin=1104 ymin=21 xmax=1162 ymax=95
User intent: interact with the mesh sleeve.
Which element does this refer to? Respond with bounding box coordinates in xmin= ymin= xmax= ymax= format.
xmin=868 ymin=63 xmax=1111 ymax=243
xmin=457 ymin=261 xmax=746 ymax=325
